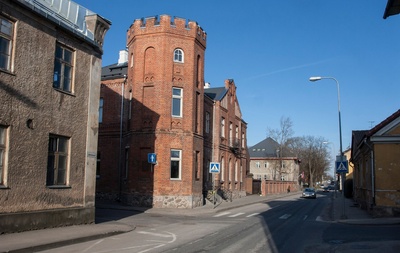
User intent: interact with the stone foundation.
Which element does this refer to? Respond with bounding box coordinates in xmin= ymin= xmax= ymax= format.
xmin=0 ymin=207 xmax=94 ymax=234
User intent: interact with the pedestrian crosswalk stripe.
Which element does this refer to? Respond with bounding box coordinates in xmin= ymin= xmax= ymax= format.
xmin=228 ymin=212 xmax=245 ymax=217
xmin=246 ymin=213 xmax=260 ymax=217
xmin=213 ymin=212 xmax=231 ymax=217
xmin=279 ymin=214 xmax=292 ymax=219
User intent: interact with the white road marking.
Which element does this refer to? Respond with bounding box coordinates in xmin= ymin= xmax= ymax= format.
xmin=213 ymin=211 xmax=231 ymax=217
xmin=137 ymin=231 xmax=174 ymax=238
xmin=246 ymin=213 xmax=260 ymax=217
xmin=279 ymin=214 xmax=292 ymax=219
xmin=228 ymin=212 xmax=245 ymax=217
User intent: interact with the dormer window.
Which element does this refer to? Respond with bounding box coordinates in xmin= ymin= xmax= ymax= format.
xmin=173 ymin=48 xmax=184 ymax=63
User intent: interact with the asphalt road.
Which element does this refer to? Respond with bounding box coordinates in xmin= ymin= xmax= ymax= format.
xmin=38 ymin=193 xmax=400 ymax=253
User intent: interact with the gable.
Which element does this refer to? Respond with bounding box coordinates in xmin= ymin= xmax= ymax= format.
xmin=386 ymin=123 xmax=400 ymax=135
xmin=370 ymin=110 xmax=400 ymax=142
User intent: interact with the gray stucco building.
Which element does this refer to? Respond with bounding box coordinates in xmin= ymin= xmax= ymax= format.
xmin=0 ymin=0 xmax=110 ymax=233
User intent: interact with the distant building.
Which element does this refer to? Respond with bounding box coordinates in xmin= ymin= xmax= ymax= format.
xmin=96 ymin=15 xmax=249 ymax=208
xmin=351 ymin=109 xmax=400 ymax=217
xmin=0 ymin=0 xmax=110 ymax=233
xmin=249 ymin=137 xmax=300 ymax=183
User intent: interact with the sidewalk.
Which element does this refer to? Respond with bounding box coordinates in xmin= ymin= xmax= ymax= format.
xmin=1 ymin=191 xmax=399 ymax=253
xmin=331 ymin=191 xmax=400 ymax=225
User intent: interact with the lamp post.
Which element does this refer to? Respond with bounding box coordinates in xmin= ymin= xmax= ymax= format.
xmin=309 ymin=76 xmax=346 ymax=219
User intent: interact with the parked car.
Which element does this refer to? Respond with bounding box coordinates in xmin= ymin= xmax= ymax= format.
xmin=302 ymin=188 xmax=316 ymax=199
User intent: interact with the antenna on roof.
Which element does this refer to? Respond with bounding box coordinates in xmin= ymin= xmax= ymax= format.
xmin=368 ymin=121 xmax=375 ymax=128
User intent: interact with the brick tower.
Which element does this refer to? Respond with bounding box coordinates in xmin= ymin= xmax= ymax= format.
xmin=125 ymin=15 xmax=207 ymax=208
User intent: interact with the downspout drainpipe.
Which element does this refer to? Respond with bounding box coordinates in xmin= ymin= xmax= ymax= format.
xmin=118 ymin=75 xmax=127 ymax=201
xmin=212 ymin=101 xmax=216 ymax=208
xmin=363 ymin=139 xmax=375 ymax=207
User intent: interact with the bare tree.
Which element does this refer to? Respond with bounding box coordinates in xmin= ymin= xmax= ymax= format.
xmin=267 ymin=116 xmax=294 ymax=181
xmin=288 ymin=136 xmax=330 ymax=187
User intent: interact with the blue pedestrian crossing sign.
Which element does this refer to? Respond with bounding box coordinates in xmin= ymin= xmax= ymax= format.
xmin=148 ymin=153 xmax=157 ymax=164
xmin=336 ymin=160 xmax=348 ymax=173
xmin=209 ymin=162 xmax=220 ymax=173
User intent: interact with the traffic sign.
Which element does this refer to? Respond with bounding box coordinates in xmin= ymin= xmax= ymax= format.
xmin=336 ymin=160 xmax=348 ymax=173
xmin=209 ymin=162 xmax=220 ymax=173
xmin=148 ymin=153 xmax=157 ymax=164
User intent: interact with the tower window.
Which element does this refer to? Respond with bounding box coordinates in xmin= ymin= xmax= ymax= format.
xmin=172 ymin=87 xmax=183 ymax=117
xmin=173 ymin=49 xmax=184 ymax=63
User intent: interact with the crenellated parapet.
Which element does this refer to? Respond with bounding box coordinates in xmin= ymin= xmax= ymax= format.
xmin=127 ymin=15 xmax=206 ymax=47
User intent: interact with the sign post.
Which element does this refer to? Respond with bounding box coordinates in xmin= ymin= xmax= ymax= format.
xmin=336 ymin=155 xmax=348 ymax=219
xmin=209 ymin=162 xmax=220 ymax=208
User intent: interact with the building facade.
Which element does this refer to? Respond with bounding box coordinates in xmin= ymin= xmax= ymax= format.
xmin=96 ymin=15 xmax=249 ymax=208
xmin=204 ymin=80 xmax=249 ymax=199
xmin=249 ymin=137 xmax=300 ymax=182
xmin=351 ymin=109 xmax=400 ymax=217
xmin=0 ymin=0 xmax=110 ymax=233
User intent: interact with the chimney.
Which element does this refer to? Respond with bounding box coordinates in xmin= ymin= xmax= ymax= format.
xmin=118 ymin=50 xmax=128 ymax=64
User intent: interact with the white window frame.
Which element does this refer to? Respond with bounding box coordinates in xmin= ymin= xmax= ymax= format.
xmin=0 ymin=125 xmax=8 ymax=186
xmin=221 ymin=117 xmax=225 ymax=138
xmin=0 ymin=16 xmax=13 ymax=72
xmin=170 ymin=149 xmax=181 ymax=180
xmin=172 ymin=87 xmax=183 ymax=117
xmin=173 ymin=48 xmax=184 ymax=63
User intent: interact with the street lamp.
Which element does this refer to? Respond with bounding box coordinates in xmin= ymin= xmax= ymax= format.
xmin=309 ymin=77 xmax=343 ymax=157
xmin=309 ymin=76 xmax=346 ymax=219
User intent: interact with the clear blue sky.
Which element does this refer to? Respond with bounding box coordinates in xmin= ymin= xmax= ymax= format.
xmin=76 ymin=0 xmax=400 ymax=158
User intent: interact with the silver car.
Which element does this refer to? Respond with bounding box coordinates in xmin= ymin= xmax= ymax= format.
xmin=302 ymin=188 xmax=316 ymax=199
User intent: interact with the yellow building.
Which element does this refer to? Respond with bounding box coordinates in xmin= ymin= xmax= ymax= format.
xmin=351 ymin=109 xmax=400 ymax=217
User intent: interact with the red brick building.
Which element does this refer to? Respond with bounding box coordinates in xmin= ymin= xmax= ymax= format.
xmin=97 ymin=15 xmax=248 ymax=208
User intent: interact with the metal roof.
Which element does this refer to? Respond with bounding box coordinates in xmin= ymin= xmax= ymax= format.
xmin=101 ymin=62 xmax=128 ymax=80
xmin=16 ymin=0 xmax=110 ymax=46
xmin=248 ymin=137 xmax=280 ymax=158
xmin=204 ymin=87 xmax=227 ymax=101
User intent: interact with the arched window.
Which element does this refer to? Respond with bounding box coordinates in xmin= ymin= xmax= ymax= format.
xmin=173 ymin=48 xmax=184 ymax=63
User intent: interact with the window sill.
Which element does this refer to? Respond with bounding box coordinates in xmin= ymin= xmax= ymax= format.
xmin=53 ymin=87 xmax=75 ymax=97
xmin=47 ymin=185 xmax=71 ymax=189
xmin=0 ymin=68 xmax=15 ymax=76
xmin=0 ymin=185 xmax=10 ymax=189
